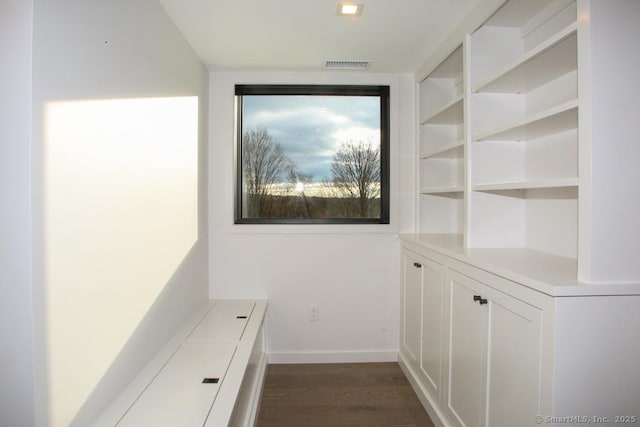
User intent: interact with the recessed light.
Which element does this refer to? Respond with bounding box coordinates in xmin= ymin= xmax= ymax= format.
xmin=337 ymin=3 xmax=364 ymax=16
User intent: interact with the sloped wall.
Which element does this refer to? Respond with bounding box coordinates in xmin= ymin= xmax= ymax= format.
xmin=30 ymin=1 xmax=209 ymax=425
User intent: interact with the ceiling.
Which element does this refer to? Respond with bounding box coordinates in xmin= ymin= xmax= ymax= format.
xmin=157 ymin=0 xmax=484 ymax=73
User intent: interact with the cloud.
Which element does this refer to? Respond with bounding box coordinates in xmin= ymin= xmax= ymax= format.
xmin=242 ymin=95 xmax=380 ymax=181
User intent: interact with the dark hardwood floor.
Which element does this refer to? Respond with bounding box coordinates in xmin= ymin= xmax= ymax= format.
xmin=256 ymin=362 xmax=435 ymax=427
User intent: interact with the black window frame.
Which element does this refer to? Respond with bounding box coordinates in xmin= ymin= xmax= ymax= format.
xmin=234 ymin=84 xmax=390 ymax=225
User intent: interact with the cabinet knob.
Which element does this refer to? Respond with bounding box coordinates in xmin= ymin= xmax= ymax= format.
xmin=413 ymin=262 xmax=422 ymax=268
xmin=473 ymin=295 xmax=488 ymax=305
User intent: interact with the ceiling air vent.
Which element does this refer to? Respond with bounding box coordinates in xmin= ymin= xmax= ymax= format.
xmin=324 ymin=60 xmax=371 ymax=71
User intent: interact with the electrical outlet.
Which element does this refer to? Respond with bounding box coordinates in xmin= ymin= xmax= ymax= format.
xmin=308 ymin=304 xmax=319 ymax=321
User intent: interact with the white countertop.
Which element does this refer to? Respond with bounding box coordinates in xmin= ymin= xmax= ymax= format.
xmin=400 ymin=234 xmax=640 ymax=297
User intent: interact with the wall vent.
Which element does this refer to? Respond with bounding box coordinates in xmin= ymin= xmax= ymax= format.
xmin=324 ymin=60 xmax=371 ymax=70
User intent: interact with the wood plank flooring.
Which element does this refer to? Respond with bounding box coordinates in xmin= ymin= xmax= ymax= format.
xmin=256 ymin=362 xmax=435 ymax=427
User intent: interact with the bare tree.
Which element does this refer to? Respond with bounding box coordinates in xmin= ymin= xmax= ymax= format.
xmin=330 ymin=140 xmax=381 ymax=217
xmin=242 ymin=127 xmax=294 ymax=217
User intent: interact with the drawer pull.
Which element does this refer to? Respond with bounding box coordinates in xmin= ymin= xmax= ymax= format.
xmin=473 ymin=295 xmax=488 ymax=305
xmin=413 ymin=262 xmax=422 ymax=268
xmin=202 ymin=378 xmax=219 ymax=384
xmin=236 ymin=315 xmax=247 ymax=319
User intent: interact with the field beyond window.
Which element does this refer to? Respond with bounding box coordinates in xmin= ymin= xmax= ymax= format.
xmin=235 ymin=85 xmax=389 ymax=224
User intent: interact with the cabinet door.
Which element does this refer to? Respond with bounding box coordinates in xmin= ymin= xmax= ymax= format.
xmin=484 ymin=286 xmax=542 ymax=427
xmin=447 ymin=268 xmax=544 ymax=427
xmin=419 ymin=255 xmax=444 ymax=400
xmin=401 ymin=250 xmax=423 ymax=366
xmin=446 ymin=270 xmax=487 ymax=427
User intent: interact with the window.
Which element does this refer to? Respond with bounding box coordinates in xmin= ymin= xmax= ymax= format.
xmin=235 ymin=84 xmax=390 ymax=224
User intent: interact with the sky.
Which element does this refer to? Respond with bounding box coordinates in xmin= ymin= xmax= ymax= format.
xmin=242 ymin=95 xmax=381 ymax=182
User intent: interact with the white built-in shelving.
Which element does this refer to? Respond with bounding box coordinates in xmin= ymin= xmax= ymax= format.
xmin=405 ymin=2 xmax=640 ymax=426
xmin=416 ymin=0 xmax=582 ymax=270
xmin=417 ymin=44 xmax=465 ymax=235
xmin=468 ymin=0 xmax=578 ymax=259
xmin=415 ymin=0 xmax=640 ymax=283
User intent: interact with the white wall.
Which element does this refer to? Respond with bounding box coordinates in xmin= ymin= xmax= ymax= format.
xmin=209 ymin=71 xmax=415 ymax=362
xmin=29 ymin=0 xmax=209 ymax=425
xmin=0 ymin=1 xmax=36 ymax=426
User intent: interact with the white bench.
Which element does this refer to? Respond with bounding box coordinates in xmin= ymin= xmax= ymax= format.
xmin=94 ymin=300 xmax=268 ymax=427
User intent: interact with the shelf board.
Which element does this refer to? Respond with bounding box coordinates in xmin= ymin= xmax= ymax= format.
xmin=421 ymin=140 xmax=464 ymax=159
xmin=472 ymin=177 xmax=578 ymax=192
xmin=473 ymin=23 xmax=577 ymax=93
xmin=420 ymin=186 xmax=464 ymax=195
xmin=420 ymin=95 xmax=464 ymax=125
xmin=473 ymin=99 xmax=577 ymax=141
xmin=428 ymin=45 xmax=463 ymax=79
xmin=483 ymin=0 xmax=557 ymax=27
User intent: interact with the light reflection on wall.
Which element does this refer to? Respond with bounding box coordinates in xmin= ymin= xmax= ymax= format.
xmin=44 ymin=96 xmax=198 ymax=426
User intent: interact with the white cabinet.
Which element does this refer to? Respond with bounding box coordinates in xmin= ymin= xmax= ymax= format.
xmin=399 ymin=237 xmax=640 ymax=427
xmin=419 ymin=256 xmax=444 ymax=399
xmin=446 ymin=271 xmax=486 ymax=427
xmin=400 ymin=243 xmax=546 ymax=427
xmin=484 ymin=286 xmax=541 ymax=427
xmin=401 ymin=250 xmax=422 ymax=367
xmin=400 ymin=249 xmax=445 ymax=406
xmin=445 ymin=269 xmax=542 ymax=427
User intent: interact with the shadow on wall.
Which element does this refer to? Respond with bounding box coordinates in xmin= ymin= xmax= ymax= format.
xmin=69 ymin=240 xmax=205 ymax=427
xmin=42 ymin=96 xmax=199 ymax=426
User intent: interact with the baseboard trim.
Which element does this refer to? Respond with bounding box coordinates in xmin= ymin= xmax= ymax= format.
xmin=267 ymin=350 xmax=398 ymax=364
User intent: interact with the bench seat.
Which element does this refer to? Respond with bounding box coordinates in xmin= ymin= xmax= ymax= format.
xmin=93 ymin=300 xmax=267 ymax=427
